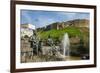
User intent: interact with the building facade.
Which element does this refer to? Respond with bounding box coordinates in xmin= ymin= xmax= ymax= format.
xmin=21 ymin=24 xmax=35 ymax=38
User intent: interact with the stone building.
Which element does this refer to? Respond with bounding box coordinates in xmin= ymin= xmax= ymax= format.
xmin=46 ymin=22 xmax=65 ymax=30
xmin=45 ymin=19 xmax=89 ymax=31
xmin=21 ymin=24 xmax=36 ymax=38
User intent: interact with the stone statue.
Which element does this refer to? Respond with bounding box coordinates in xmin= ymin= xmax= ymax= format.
xmin=47 ymin=35 xmax=53 ymax=46
xmin=38 ymin=39 xmax=43 ymax=55
xmin=29 ymin=30 xmax=43 ymax=56
xmin=29 ymin=30 xmax=38 ymax=55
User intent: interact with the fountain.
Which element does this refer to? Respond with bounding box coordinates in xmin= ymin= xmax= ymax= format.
xmin=61 ymin=33 xmax=70 ymax=59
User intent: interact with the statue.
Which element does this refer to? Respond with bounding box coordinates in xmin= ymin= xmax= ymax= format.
xmin=29 ymin=30 xmax=38 ymax=55
xmin=38 ymin=39 xmax=43 ymax=55
xmin=29 ymin=30 xmax=43 ymax=56
xmin=47 ymin=35 xmax=53 ymax=46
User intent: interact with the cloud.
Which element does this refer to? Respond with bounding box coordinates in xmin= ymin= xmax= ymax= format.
xmin=21 ymin=10 xmax=33 ymax=24
xmin=55 ymin=12 xmax=89 ymax=21
xmin=33 ymin=16 xmax=56 ymax=28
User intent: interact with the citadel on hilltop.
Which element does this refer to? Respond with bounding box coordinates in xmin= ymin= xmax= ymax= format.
xmin=46 ymin=19 xmax=89 ymax=30
xmin=37 ymin=19 xmax=89 ymax=31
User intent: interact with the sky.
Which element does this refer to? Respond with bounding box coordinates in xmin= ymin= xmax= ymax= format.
xmin=21 ymin=10 xmax=90 ymax=28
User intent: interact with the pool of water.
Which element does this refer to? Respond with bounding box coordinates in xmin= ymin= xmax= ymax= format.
xmin=65 ymin=56 xmax=81 ymax=61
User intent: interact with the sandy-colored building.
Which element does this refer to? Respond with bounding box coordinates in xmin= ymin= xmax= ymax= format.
xmin=21 ymin=24 xmax=35 ymax=38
